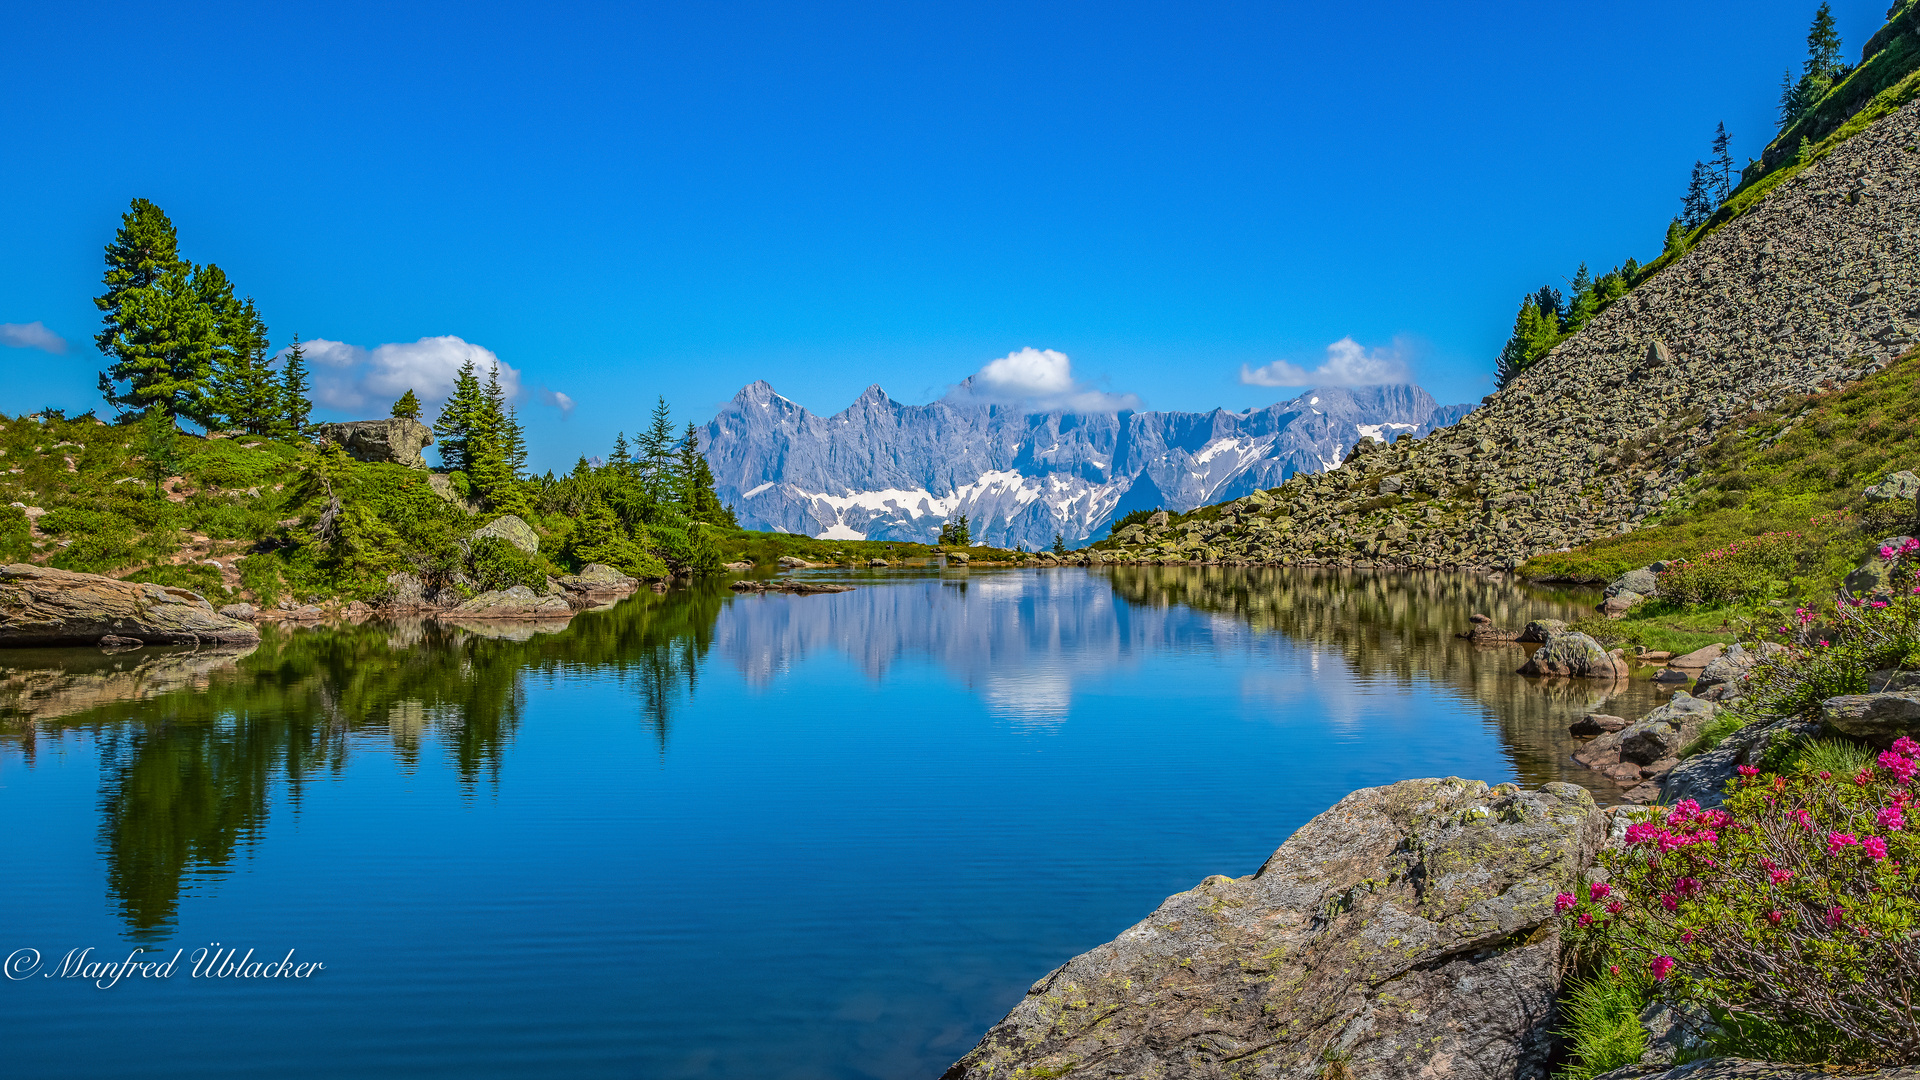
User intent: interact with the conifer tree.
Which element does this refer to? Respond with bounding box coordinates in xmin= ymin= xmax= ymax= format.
xmin=1052 ymin=533 xmax=1066 ymax=555
xmin=95 ymin=199 xmax=221 ymax=422
xmin=638 ymin=396 xmax=677 ymax=501
xmin=280 ymin=335 xmax=313 ymax=436
xmin=207 ymin=293 xmax=280 ymax=435
xmin=1777 ymin=69 xmax=1799 ymax=132
xmin=434 ymin=359 xmax=484 ymax=471
xmin=1664 ymin=217 xmax=1687 ymax=253
xmin=609 ymin=432 xmax=633 ymax=475
xmin=391 ymin=389 xmax=422 ymax=420
xmin=1805 ymin=3 xmax=1842 ymax=80
xmin=503 ymin=406 xmax=528 ymax=476
xmin=1710 ymin=123 xmax=1734 ymax=203
xmin=1681 ymin=161 xmax=1715 ymax=228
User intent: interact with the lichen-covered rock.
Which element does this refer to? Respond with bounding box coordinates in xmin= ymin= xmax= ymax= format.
xmin=557 ymin=563 xmax=641 ymax=593
xmin=1822 ymin=691 xmax=1920 ymax=743
xmin=0 ymin=563 xmax=259 ymax=647
xmin=217 ymin=603 xmax=257 ymax=621
xmin=472 ymin=514 xmax=539 ymax=555
xmin=1519 ymin=619 xmax=1567 ymax=643
xmin=942 ymin=778 xmax=1603 ymax=1080
xmin=313 ymin=418 xmax=434 ymax=469
xmin=1601 ymin=591 xmax=1644 ymax=618
xmin=443 ymin=585 xmax=572 ymax=619
xmin=385 ymin=572 xmax=426 ymax=608
xmin=1660 ymin=716 xmax=1820 ymax=809
xmin=1606 ymin=568 xmax=1658 ymax=598
xmin=1844 ymin=536 xmax=1918 ymax=599
xmin=1863 ymin=469 xmax=1920 ymax=503
xmin=1462 ymin=613 xmax=1521 ymax=643
xmin=1519 ymin=632 xmax=1630 ymax=679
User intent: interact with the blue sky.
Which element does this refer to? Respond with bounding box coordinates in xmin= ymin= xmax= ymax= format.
xmin=0 ymin=1 xmax=1886 ymax=470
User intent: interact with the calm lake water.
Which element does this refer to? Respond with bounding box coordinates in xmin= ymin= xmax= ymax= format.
xmin=0 ymin=567 xmax=1668 ymax=1079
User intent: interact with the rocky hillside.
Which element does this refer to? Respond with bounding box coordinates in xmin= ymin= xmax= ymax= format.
xmin=701 ymin=381 xmax=1469 ymax=549
xmin=1091 ymin=97 xmax=1920 ymax=570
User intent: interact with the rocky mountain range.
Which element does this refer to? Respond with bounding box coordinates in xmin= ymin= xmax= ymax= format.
xmin=700 ymin=382 xmax=1471 ymax=549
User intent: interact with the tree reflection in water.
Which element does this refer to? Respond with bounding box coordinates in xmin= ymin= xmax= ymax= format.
xmin=0 ymin=580 xmax=731 ymax=939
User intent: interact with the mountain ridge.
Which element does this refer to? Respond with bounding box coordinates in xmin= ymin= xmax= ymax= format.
xmin=700 ymin=381 xmax=1472 ymax=548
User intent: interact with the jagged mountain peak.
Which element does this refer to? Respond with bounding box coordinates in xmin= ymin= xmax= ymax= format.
xmin=703 ymin=380 xmax=1472 ymax=549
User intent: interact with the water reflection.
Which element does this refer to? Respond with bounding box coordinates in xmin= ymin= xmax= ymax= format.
xmin=0 ymin=568 xmax=1658 ymax=940
xmin=0 ymin=583 xmax=730 ymax=939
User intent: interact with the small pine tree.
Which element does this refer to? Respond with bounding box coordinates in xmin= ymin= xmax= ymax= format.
xmin=1778 ymin=68 xmax=1799 ymax=132
xmin=1052 ymin=533 xmax=1066 ymax=555
xmin=503 ymin=405 xmax=527 ymax=476
xmin=609 ymin=432 xmax=632 ymax=474
xmin=280 ymin=335 xmax=313 ymax=436
xmin=638 ymin=396 xmax=676 ymax=501
xmin=1710 ymin=122 xmax=1734 ymax=203
xmin=391 ymin=389 xmax=422 ymax=419
xmin=1664 ymin=216 xmax=1687 ymax=253
xmin=138 ymin=406 xmax=180 ymax=499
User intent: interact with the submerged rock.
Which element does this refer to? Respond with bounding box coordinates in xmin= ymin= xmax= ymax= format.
xmin=943 ymin=778 xmax=1602 ymax=1080
xmin=0 ymin=563 xmax=259 ymax=648
xmin=728 ymin=580 xmax=853 ymax=595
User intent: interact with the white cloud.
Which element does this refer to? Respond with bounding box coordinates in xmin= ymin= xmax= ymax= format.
xmin=538 ymin=387 xmax=575 ymax=418
xmin=288 ymin=335 xmax=524 ymax=415
xmin=947 ymin=347 xmax=1141 ymax=413
xmin=1239 ymin=336 xmax=1413 ymax=388
xmin=0 ymin=321 xmax=67 ymax=354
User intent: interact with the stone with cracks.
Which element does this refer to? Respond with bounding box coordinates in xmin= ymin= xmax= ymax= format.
xmin=943 ymin=778 xmax=1603 ymax=1080
xmin=313 ymin=418 xmax=435 ymax=469
xmin=443 ymin=586 xmax=572 ymax=619
xmin=1518 ymin=632 xmax=1630 ymax=679
xmin=1 ymin=563 xmax=259 ymax=647
xmin=472 ymin=514 xmax=539 ymax=555
xmin=1821 ymin=692 xmax=1920 ymax=744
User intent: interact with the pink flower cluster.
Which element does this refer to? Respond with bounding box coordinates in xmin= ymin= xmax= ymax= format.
xmin=1880 ymin=537 xmax=1920 ymax=561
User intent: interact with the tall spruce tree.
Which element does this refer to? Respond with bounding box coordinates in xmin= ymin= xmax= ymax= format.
xmin=95 ymin=199 xmax=220 ymax=422
xmin=1806 ymin=3 xmax=1842 ymax=80
xmin=434 ymin=359 xmax=484 ymax=471
xmin=280 ymin=335 xmax=313 ymax=436
xmin=1710 ymin=123 xmax=1734 ymax=203
xmin=1777 ymin=69 xmax=1801 ymax=132
xmin=503 ymin=405 xmax=528 ymax=476
xmin=1681 ymin=161 xmax=1715 ymax=228
xmin=638 ymin=396 xmax=677 ymax=502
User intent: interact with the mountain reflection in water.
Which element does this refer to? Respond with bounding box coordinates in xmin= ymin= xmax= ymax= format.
xmin=2 ymin=567 xmax=1657 ymax=946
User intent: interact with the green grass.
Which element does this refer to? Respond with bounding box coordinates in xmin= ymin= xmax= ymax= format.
xmin=1522 ymin=348 xmax=1920 ymax=592
xmin=1555 ymin=974 xmax=1650 ymax=1080
xmin=1788 ymin=737 xmax=1877 ymax=777
xmin=712 ymin=528 xmax=1027 ymax=567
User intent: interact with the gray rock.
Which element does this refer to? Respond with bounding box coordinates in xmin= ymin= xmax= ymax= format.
xmin=1597 ymin=1058 xmax=1920 ymax=1080
xmin=1571 ymin=714 xmax=1629 ymax=737
xmin=313 ymin=418 xmax=435 ymax=469
xmin=1661 ymin=716 xmax=1820 ymax=809
xmin=0 ymin=563 xmax=259 ymax=647
xmin=1519 ymin=618 xmax=1567 ymax=643
xmin=1519 ymin=632 xmax=1630 ymax=679
xmin=385 ymin=572 xmax=425 ymax=607
xmin=1844 ymin=536 xmax=1917 ymax=599
xmin=1822 ymin=692 xmax=1920 ymax=743
xmin=426 ymin=473 xmax=480 ymax=514
xmin=868 ymin=558 xmax=889 ymax=567
xmin=472 ymin=514 xmax=539 ymax=555
xmin=1635 ymin=1001 xmax=1722 ymax=1070
xmin=1617 ymin=693 xmax=1717 ymax=765
xmin=443 ymin=585 xmax=572 ymax=620
xmin=1695 ymin=643 xmax=1785 ymax=693
xmin=1667 ymin=643 xmax=1725 ymax=671
xmin=776 ymin=556 xmax=813 ymax=569
xmin=1863 ymin=469 xmax=1919 ymax=503
xmin=943 ymin=778 xmax=1602 ymax=1080
xmin=1606 ymin=567 xmax=1659 ymax=598
xmin=556 ymin=563 xmax=641 ymax=593
xmin=1601 ymin=590 xmax=1644 ymax=617
xmin=217 ymin=603 xmax=257 ymax=621
xmin=944 ymin=551 xmax=970 ymax=565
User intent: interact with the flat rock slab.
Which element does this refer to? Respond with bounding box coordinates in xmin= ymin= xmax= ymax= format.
xmin=0 ymin=563 xmax=259 ymax=647
xmin=443 ymin=586 xmax=573 ymax=620
xmin=729 ymin=580 xmax=854 ymax=595
xmin=944 ymin=778 xmax=1602 ymax=1080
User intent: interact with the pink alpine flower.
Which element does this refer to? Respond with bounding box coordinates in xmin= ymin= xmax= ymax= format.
xmin=1555 ymin=892 xmax=1577 ymax=913
xmin=1650 ymin=956 xmax=1676 ymax=981
xmin=1864 ymin=836 xmax=1890 ymax=860
xmin=1577 ymin=912 xmax=1593 ymax=927
xmin=1879 ymin=751 xmax=1918 ymax=784
xmin=1892 ymin=736 xmax=1919 ymax=756
xmin=1828 ymin=906 xmax=1847 ymax=928
xmin=1879 ymin=807 xmax=1907 ymax=832
xmin=1589 ymin=882 xmax=1611 ymax=901
xmin=1737 ymin=765 xmax=1760 ymax=778
xmin=1606 ymin=900 xmax=1624 ymax=915
xmin=1829 ymin=832 xmax=1860 ymax=852
xmin=1790 ymin=808 xmax=1814 ymax=830
xmin=1769 ymin=868 xmax=1793 ymax=884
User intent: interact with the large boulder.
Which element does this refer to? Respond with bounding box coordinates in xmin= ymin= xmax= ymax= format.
xmin=1844 ymin=536 xmax=1918 ymax=600
xmin=1660 ymin=716 xmax=1820 ymax=810
xmin=472 ymin=515 xmax=539 ymax=555
xmin=1519 ymin=619 xmax=1567 ymax=643
xmin=942 ymin=778 xmax=1603 ymax=1080
xmin=313 ymin=418 xmax=434 ymax=469
xmin=0 ymin=564 xmax=259 ymax=647
xmin=1822 ymin=692 xmax=1920 ymax=744
xmin=1863 ymin=469 xmax=1920 ymax=504
xmin=555 ymin=563 xmax=641 ymax=594
xmin=1519 ymin=632 xmax=1630 ymax=679
xmin=1605 ymin=567 xmax=1659 ymax=598
xmin=444 ymin=585 xmax=572 ymax=619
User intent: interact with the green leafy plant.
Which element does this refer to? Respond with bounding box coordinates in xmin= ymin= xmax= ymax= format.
xmin=1658 ymin=532 xmax=1802 ymax=606
xmin=1559 ymin=740 xmax=1920 ymax=1064
xmin=1554 ymin=972 xmax=1651 ymax=1080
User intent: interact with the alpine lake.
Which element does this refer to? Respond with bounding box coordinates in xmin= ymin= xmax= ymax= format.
xmin=0 ymin=565 xmax=1677 ymax=1079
